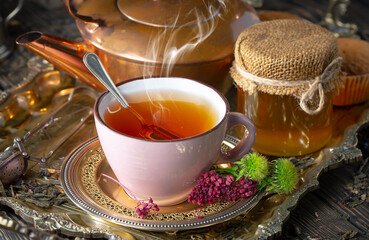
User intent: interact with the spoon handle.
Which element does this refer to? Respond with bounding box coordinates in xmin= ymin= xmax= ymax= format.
xmin=83 ymin=52 xmax=129 ymax=108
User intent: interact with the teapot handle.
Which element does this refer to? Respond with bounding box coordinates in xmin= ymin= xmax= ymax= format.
xmin=63 ymin=0 xmax=102 ymax=26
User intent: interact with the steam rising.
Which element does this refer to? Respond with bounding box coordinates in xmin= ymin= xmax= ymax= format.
xmin=143 ymin=0 xmax=225 ymax=77
xmin=141 ymin=0 xmax=226 ymax=126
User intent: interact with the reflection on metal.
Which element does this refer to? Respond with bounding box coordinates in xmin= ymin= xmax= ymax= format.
xmin=0 ymin=210 xmax=68 ymax=240
xmin=0 ymin=197 xmax=123 ymax=240
xmin=320 ymin=0 xmax=358 ymax=38
xmin=0 ymin=87 xmax=93 ymax=185
xmin=245 ymin=0 xmax=263 ymax=8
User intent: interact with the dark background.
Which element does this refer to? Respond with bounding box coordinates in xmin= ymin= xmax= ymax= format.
xmin=1 ymin=0 xmax=369 ymax=239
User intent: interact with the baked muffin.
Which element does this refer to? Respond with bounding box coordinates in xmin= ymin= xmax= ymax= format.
xmin=258 ymin=10 xmax=302 ymax=22
xmin=333 ymin=38 xmax=369 ymax=106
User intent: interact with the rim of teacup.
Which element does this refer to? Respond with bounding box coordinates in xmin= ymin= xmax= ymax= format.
xmin=94 ymin=76 xmax=230 ymax=142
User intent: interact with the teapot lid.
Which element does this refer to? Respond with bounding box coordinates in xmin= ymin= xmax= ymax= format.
xmin=117 ymin=0 xmax=222 ymax=28
xmin=74 ymin=0 xmax=259 ymax=65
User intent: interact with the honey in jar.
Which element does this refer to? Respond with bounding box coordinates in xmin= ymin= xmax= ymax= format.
xmin=231 ymin=20 xmax=342 ymax=156
xmin=237 ymin=88 xmax=334 ymax=156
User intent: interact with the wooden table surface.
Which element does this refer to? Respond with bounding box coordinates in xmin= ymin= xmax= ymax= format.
xmin=1 ymin=0 xmax=369 ymax=239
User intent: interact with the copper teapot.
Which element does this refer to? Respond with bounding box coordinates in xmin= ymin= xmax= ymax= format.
xmin=16 ymin=0 xmax=259 ymax=93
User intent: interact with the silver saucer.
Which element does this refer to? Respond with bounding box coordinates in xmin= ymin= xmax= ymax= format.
xmin=60 ymin=135 xmax=263 ymax=231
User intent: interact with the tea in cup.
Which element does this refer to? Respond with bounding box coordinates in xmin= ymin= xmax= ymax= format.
xmin=94 ymin=77 xmax=256 ymax=206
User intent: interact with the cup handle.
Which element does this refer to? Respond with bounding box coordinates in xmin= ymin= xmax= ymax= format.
xmin=217 ymin=112 xmax=256 ymax=164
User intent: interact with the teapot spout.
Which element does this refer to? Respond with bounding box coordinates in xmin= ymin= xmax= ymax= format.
xmin=16 ymin=31 xmax=105 ymax=92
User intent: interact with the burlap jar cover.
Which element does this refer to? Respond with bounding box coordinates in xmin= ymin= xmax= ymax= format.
xmin=231 ymin=19 xmax=342 ymax=115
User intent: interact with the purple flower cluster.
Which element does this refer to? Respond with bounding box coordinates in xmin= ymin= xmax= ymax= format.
xmin=135 ymin=197 xmax=160 ymax=219
xmin=188 ymin=170 xmax=258 ymax=206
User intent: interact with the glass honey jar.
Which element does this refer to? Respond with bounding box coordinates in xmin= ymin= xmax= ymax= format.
xmin=231 ymin=20 xmax=342 ymax=156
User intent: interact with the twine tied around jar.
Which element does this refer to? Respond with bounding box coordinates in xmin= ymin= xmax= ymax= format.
xmin=234 ymin=57 xmax=342 ymax=115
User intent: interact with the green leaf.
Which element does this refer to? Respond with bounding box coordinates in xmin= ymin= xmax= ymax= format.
xmin=266 ymin=178 xmax=274 ymax=183
xmin=214 ymin=167 xmax=238 ymax=177
xmin=229 ymin=166 xmax=238 ymax=171
xmin=257 ymin=180 xmax=268 ymax=190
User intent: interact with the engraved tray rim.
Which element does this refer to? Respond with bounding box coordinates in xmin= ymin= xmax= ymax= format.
xmin=60 ymin=135 xmax=264 ymax=231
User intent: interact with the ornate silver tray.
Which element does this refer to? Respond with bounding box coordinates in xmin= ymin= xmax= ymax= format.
xmin=0 ymin=57 xmax=368 ymax=239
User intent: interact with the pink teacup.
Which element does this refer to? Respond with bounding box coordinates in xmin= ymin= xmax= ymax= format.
xmin=94 ymin=77 xmax=255 ymax=206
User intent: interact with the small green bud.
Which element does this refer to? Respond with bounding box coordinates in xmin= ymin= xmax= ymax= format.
xmin=270 ymin=158 xmax=298 ymax=194
xmin=237 ymin=152 xmax=269 ymax=181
